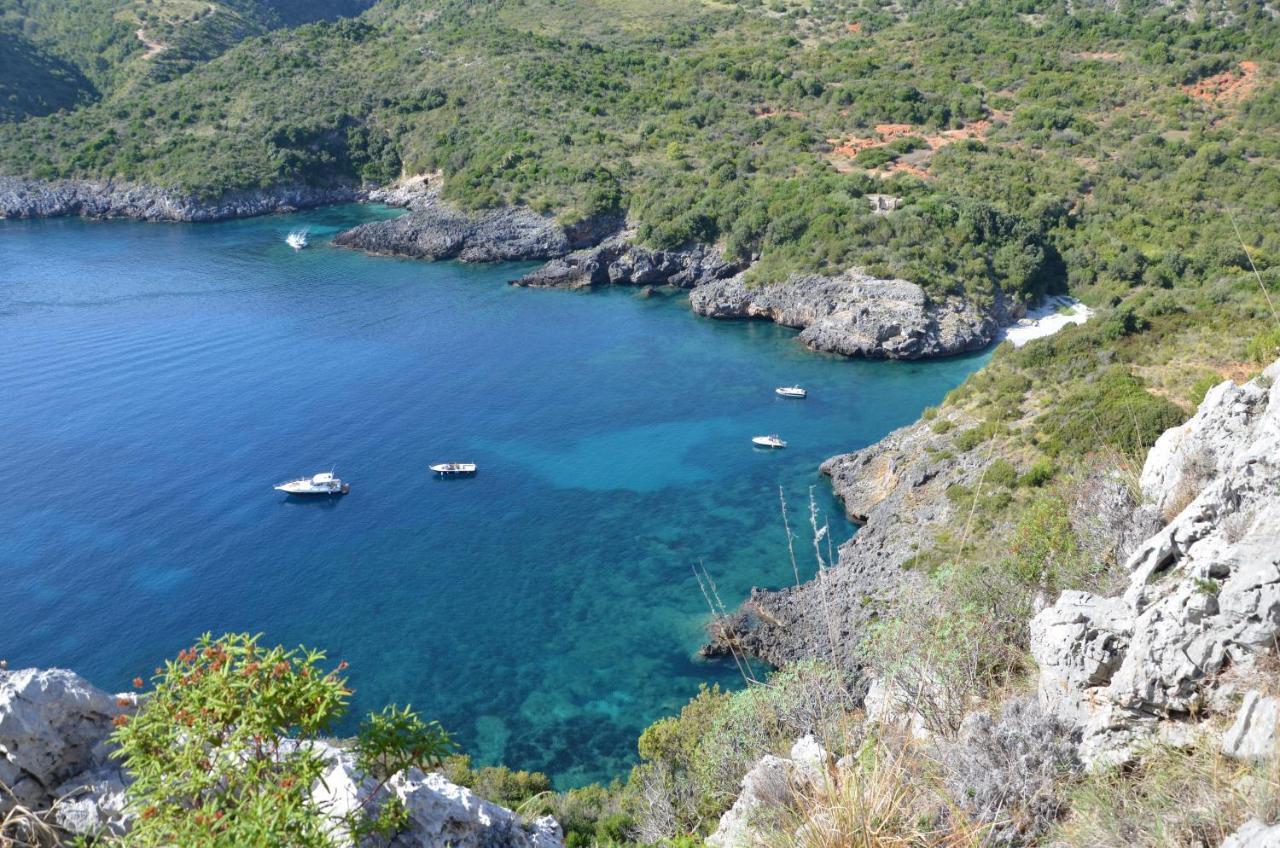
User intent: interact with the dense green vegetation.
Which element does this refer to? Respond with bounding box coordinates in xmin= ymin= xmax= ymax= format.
xmin=0 ymin=0 xmax=375 ymax=116
xmin=5 ymin=0 xmax=1280 ymax=844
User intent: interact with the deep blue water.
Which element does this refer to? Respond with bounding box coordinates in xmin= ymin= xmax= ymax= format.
xmin=0 ymin=206 xmax=988 ymax=786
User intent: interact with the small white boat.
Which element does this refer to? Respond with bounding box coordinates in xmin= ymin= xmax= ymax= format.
xmin=286 ymin=229 xmax=309 ymax=251
xmin=430 ymin=462 xmax=477 ymax=476
xmin=275 ymin=471 xmax=348 ymax=495
xmin=752 ymin=435 xmax=787 ymax=449
xmin=775 ymin=386 xmax=807 ymax=399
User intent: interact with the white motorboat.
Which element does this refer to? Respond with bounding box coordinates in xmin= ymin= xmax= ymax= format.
xmin=286 ymin=229 xmax=309 ymax=251
xmin=275 ymin=471 xmax=348 ymax=495
xmin=752 ymin=435 xmax=787 ymax=449
xmin=430 ymin=462 xmax=477 ymax=476
xmin=775 ymin=385 xmax=807 ymax=399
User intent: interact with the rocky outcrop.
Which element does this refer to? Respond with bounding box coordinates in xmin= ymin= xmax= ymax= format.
xmin=510 ymin=236 xmax=742 ymax=289
xmin=0 ymin=668 xmax=131 ymax=813
xmin=334 ymin=181 xmax=621 ymax=263
xmin=1030 ymin=360 xmax=1280 ymax=765
xmin=703 ymin=410 xmax=993 ymax=668
xmin=706 ymin=737 xmax=829 ymax=848
xmin=1221 ymin=691 xmax=1280 ymax=764
xmin=688 ymin=270 xmax=1015 ymax=360
xmin=313 ymin=741 xmax=563 ymax=848
xmin=0 ymin=667 xmax=564 ymax=847
xmin=0 ymin=176 xmax=363 ymax=221
xmin=1222 ymin=818 xmax=1280 ymax=848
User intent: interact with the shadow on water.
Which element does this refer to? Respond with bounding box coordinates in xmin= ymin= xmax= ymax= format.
xmin=279 ymin=495 xmax=347 ymax=510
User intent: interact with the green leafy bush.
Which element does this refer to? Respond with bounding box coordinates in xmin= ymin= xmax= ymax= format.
xmin=110 ymin=633 xmax=454 ymax=848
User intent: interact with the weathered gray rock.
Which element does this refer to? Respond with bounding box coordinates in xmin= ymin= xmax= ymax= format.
xmin=688 ymin=270 xmax=1013 ymax=360
xmin=52 ymin=764 xmax=131 ymax=838
xmin=1221 ymin=818 xmax=1280 ymax=848
xmin=511 ymin=236 xmax=742 ymax=289
xmin=0 ymin=668 xmax=127 ymax=811
xmin=1140 ymin=377 xmax=1272 ymax=522
xmin=1222 ymin=690 xmax=1280 ymax=763
xmin=706 ymin=738 xmax=827 ymax=848
xmin=335 ymin=184 xmax=620 ymax=263
xmin=1031 ymin=361 xmax=1280 ymax=764
xmin=0 ymin=176 xmax=362 ymax=221
xmin=311 ymin=741 xmax=564 ymax=848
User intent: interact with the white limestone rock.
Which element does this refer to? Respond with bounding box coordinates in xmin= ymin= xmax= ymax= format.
xmin=1222 ymin=691 xmax=1280 ymax=764
xmin=706 ymin=755 xmax=808 ymax=848
xmin=1030 ymin=361 xmax=1280 ymax=765
xmin=310 ymin=742 xmax=564 ymax=848
xmin=0 ymin=668 xmax=125 ymax=810
xmin=1221 ymin=818 xmax=1280 ymax=848
xmin=52 ymin=764 xmax=131 ymax=838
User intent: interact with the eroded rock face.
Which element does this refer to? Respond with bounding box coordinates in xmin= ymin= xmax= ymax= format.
xmin=334 ymin=184 xmax=621 ymax=263
xmin=688 ymin=270 xmax=1012 ymax=360
xmin=1031 ymin=361 xmax=1280 ymax=764
xmin=510 ymin=237 xmax=742 ymax=290
xmin=0 ymin=177 xmax=362 ymax=221
xmin=0 ymin=668 xmax=126 ymax=811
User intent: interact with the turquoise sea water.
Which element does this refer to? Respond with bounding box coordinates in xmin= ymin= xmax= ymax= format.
xmin=0 ymin=206 xmax=989 ymax=786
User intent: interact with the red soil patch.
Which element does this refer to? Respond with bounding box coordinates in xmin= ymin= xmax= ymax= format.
xmin=1182 ymin=61 xmax=1261 ymax=105
xmin=846 ymin=22 xmax=862 ymax=33
xmin=827 ymin=120 xmax=993 ymax=169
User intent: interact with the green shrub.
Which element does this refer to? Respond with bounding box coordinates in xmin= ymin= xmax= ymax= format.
xmin=1245 ymin=327 xmax=1280 ymax=365
xmin=985 ymin=459 xmax=1018 ymax=488
xmin=1018 ymin=458 xmax=1056 ymax=487
xmin=1036 ymin=367 xmax=1184 ymax=459
xmin=110 ymin=633 xmax=455 ymax=848
xmin=931 ymin=418 xmax=955 ymax=434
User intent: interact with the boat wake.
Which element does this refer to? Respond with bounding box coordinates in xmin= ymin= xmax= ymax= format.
xmin=286 ymin=228 xmax=310 ymax=251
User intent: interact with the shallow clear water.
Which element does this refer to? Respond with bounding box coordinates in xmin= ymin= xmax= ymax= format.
xmin=0 ymin=206 xmax=989 ymax=786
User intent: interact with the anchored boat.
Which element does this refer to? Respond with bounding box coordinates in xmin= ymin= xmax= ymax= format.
xmin=752 ymin=435 xmax=787 ymax=449
xmin=275 ymin=471 xmax=348 ymax=495
xmin=775 ymin=385 xmax=807 ymax=399
xmin=430 ymin=462 xmax=477 ymax=476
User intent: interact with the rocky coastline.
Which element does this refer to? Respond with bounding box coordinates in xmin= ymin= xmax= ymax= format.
xmin=688 ymin=270 xmax=1017 ymax=360
xmin=0 ymin=176 xmax=365 ymax=222
xmin=332 ymin=177 xmax=624 ymax=262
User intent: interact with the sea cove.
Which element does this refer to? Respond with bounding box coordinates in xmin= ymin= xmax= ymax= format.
xmin=0 ymin=205 xmax=989 ymax=787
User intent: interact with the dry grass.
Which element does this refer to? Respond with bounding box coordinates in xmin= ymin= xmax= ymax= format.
xmin=1053 ymin=734 xmax=1280 ymax=847
xmin=767 ymin=731 xmax=988 ymax=848
xmin=0 ymin=781 xmax=71 ymax=848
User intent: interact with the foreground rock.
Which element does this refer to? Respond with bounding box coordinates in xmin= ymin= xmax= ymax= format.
xmin=706 ymin=737 xmax=829 ymax=848
xmin=0 ymin=667 xmax=564 ymax=847
xmin=688 ymin=270 xmax=1014 ymax=360
xmin=0 ymin=668 xmax=129 ymax=813
xmin=314 ymin=742 xmax=563 ymax=848
xmin=335 ymin=182 xmax=620 ymax=263
xmin=0 ymin=176 xmax=362 ymax=221
xmin=1031 ymin=361 xmax=1280 ymax=765
xmin=510 ymin=236 xmax=742 ymax=289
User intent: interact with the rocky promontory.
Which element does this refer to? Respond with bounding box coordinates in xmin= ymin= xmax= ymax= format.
xmin=0 ymin=176 xmax=363 ymax=221
xmin=688 ymin=270 xmax=1015 ymax=360
xmin=702 ymin=407 xmax=1001 ymax=669
xmin=334 ymin=180 xmax=622 ymax=263
xmin=509 ymin=236 xmax=744 ymax=289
